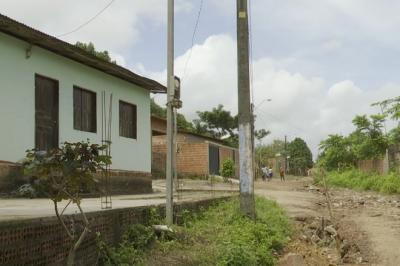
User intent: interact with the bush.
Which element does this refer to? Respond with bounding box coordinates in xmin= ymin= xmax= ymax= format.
xmin=315 ymin=168 xmax=400 ymax=194
xmin=221 ymin=159 xmax=235 ymax=179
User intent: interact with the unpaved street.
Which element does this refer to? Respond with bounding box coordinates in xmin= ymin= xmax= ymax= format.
xmin=256 ymin=177 xmax=400 ymax=266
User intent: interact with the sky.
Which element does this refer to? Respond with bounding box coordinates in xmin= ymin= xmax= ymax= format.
xmin=1 ymin=0 xmax=400 ymax=157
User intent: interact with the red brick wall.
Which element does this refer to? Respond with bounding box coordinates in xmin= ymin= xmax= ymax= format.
xmin=177 ymin=143 xmax=209 ymax=177
xmin=152 ymin=134 xmax=240 ymax=178
xmin=0 ymin=197 xmax=232 ymax=266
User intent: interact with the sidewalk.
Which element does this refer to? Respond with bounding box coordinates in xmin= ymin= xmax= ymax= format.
xmin=0 ymin=180 xmax=238 ymax=221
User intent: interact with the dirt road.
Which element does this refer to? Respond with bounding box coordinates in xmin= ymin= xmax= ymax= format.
xmin=255 ymin=177 xmax=400 ymax=266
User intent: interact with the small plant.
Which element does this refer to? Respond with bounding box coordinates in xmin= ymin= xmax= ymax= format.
xmin=23 ymin=141 xmax=111 ymax=266
xmin=221 ymin=159 xmax=235 ymax=181
xmin=122 ymin=224 xmax=155 ymax=250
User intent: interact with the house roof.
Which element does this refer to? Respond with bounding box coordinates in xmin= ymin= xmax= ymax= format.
xmin=0 ymin=14 xmax=166 ymax=94
xmin=150 ymin=115 xmax=238 ymax=149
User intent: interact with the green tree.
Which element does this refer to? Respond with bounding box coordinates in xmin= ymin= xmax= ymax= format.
xmin=75 ymin=41 xmax=116 ymax=63
xmin=373 ymin=96 xmax=400 ymax=122
xmin=150 ymin=98 xmax=193 ymax=131
xmin=255 ymin=129 xmax=271 ymax=141
xmin=318 ymin=134 xmax=355 ymax=171
xmin=287 ymin=138 xmax=313 ymax=175
xmin=256 ymin=139 xmax=285 ymax=167
xmin=350 ymin=114 xmax=388 ymax=160
xmin=195 ymin=104 xmax=238 ymax=139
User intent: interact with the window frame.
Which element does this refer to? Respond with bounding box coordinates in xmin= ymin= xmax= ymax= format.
xmin=119 ymin=100 xmax=137 ymax=139
xmin=73 ymin=86 xmax=97 ymax=133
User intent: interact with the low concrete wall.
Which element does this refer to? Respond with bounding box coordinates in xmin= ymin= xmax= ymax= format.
xmin=0 ymin=196 xmax=231 ymax=266
xmin=357 ymin=159 xmax=385 ymax=175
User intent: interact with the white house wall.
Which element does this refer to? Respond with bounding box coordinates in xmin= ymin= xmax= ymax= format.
xmin=0 ymin=33 xmax=151 ymax=172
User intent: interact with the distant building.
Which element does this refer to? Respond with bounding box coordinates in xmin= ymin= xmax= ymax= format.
xmin=0 ymin=14 xmax=165 ymax=194
xmin=151 ymin=116 xmax=239 ymax=179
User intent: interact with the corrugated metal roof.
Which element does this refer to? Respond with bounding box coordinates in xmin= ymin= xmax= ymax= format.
xmin=0 ymin=14 xmax=166 ymax=93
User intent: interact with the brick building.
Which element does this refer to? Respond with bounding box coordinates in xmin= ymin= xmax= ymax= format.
xmin=151 ymin=116 xmax=239 ymax=179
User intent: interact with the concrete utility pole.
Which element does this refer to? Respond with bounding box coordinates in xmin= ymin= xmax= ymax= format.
xmin=237 ymin=0 xmax=255 ymax=219
xmin=166 ymin=0 xmax=175 ymax=224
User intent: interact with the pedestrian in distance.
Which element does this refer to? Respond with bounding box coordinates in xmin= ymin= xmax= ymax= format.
xmin=261 ymin=166 xmax=269 ymax=181
xmin=280 ymin=166 xmax=285 ymax=181
xmin=268 ymin=167 xmax=273 ymax=181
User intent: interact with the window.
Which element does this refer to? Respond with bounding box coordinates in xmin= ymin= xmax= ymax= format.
xmin=119 ymin=100 xmax=137 ymax=139
xmin=73 ymin=86 xmax=97 ymax=133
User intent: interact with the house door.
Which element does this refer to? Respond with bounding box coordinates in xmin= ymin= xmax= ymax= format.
xmin=209 ymin=145 xmax=220 ymax=175
xmin=35 ymin=74 xmax=59 ymax=151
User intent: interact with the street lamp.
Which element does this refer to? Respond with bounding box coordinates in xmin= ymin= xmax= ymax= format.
xmin=255 ymin=98 xmax=272 ymax=110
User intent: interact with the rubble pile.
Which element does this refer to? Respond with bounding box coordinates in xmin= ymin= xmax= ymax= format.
xmin=295 ymin=215 xmax=365 ymax=264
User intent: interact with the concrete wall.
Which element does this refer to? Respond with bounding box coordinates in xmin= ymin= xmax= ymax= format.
xmin=357 ymin=159 xmax=385 ymax=175
xmin=0 ymin=197 xmax=232 ymax=266
xmin=0 ymin=33 xmax=151 ymax=173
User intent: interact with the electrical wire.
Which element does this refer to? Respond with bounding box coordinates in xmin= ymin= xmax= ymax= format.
xmin=181 ymin=0 xmax=204 ymax=82
xmin=56 ymin=0 xmax=116 ymax=38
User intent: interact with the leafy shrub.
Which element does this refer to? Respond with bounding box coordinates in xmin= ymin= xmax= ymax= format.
xmin=221 ymin=159 xmax=235 ymax=179
xmin=98 ymin=224 xmax=155 ymax=265
xmin=122 ymin=224 xmax=155 ymax=250
xmin=315 ymin=168 xmax=400 ymax=194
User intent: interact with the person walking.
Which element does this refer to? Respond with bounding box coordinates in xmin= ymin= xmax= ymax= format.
xmin=261 ymin=166 xmax=268 ymax=181
xmin=279 ymin=166 xmax=285 ymax=181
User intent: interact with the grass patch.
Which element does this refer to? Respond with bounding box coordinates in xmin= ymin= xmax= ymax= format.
xmin=98 ymin=197 xmax=291 ymax=265
xmin=314 ymin=169 xmax=400 ymax=194
xmin=144 ymin=197 xmax=291 ymax=266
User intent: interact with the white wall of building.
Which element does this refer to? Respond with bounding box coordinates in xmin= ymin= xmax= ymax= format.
xmin=0 ymin=33 xmax=151 ymax=172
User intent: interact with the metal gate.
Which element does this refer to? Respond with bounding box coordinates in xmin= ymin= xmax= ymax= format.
xmin=208 ymin=144 xmax=220 ymax=175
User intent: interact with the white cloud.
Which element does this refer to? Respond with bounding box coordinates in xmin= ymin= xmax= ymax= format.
xmin=0 ymin=0 xmax=192 ymax=64
xmin=143 ymin=34 xmax=400 ymax=158
xmin=322 ymin=39 xmax=342 ymax=52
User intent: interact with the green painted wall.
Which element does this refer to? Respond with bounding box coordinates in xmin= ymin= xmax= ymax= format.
xmin=0 ymin=33 xmax=151 ymax=172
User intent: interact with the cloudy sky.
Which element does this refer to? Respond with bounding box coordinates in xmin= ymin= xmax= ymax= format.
xmin=2 ymin=0 xmax=400 ymax=156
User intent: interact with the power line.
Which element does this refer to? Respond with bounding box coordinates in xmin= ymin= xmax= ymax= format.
xmin=181 ymin=0 xmax=204 ymax=81
xmin=56 ymin=0 xmax=116 ymax=38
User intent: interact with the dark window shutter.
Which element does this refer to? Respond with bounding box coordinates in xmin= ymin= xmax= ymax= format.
xmin=73 ymin=86 xmax=96 ymax=133
xmin=119 ymin=101 xmax=137 ymax=139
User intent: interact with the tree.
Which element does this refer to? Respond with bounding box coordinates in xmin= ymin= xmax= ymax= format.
xmin=373 ymin=96 xmax=400 ymax=122
xmin=195 ymin=104 xmax=237 ymax=139
xmin=256 ymin=139 xmax=285 ymax=167
xmin=75 ymin=41 xmax=116 ymax=64
xmin=23 ymin=141 xmax=111 ymax=266
xmin=287 ymin=138 xmax=313 ymax=175
xmin=318 ymin=134 xmax=355 ymax=171
xmin=255 ymin=129 xmax=270 ymax=141
xmin=350 ymin=114 xmax=388 ymax=160
xmin=150 ymin=98 xmax=193 ymax=131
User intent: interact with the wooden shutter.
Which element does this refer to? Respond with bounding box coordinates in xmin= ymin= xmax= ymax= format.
xmin=73 ymin=86 xmax=96 ymax=133
xmin=119 ymin=101 xmax=137 ymax=139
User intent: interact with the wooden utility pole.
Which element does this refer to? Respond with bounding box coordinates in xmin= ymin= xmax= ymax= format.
xmin=237 ymin=0 xmax=255 ymax=219
xmin=166 ymin=0 xmax=175 ymax=224
xmin=284 ymin=135 xmax=287 ymax=173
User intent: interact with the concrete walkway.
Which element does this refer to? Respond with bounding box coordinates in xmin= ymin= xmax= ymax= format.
xmin=0 ymin=180 xmax=238 ymax=221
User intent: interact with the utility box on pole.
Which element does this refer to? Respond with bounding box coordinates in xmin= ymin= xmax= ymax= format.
xmin=237 ymin=0 xmax=255 ymax=219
